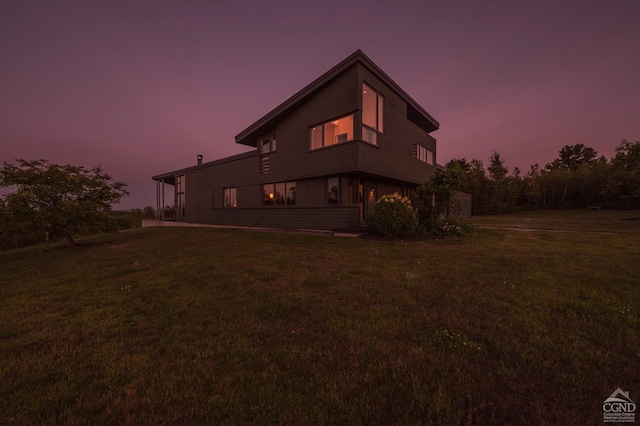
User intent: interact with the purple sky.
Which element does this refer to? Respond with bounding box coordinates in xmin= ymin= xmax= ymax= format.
xmin=2 ymin=0 xmax=639 ymax=209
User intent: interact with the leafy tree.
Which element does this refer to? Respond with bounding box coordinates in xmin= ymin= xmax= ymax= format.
xmin=0 ymin=159 xmax=128 ymax=247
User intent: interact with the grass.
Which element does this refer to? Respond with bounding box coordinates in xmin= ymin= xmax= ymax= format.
xmin=1 ymin=211 xmax=639 ymax=424
xmin=471 ymin=208 xmax=640 ymax=233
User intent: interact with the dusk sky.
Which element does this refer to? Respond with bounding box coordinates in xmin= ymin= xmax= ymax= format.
xmin=2 ymin=0 xmax=639 ymax=209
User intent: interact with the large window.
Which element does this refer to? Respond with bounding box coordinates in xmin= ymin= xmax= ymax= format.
xmin=416 ymin=144 xmax=434 ymax=165
xmin=310 ymin=115 xmax=354 ymax=150
xmin=263 ymin=181 xmax=296 ymax=206
xmin=224 ymin=187 xmax=237 ymax=208
xmin=175 ymin=175 xmax=185 ymax=220
xmin=327 ymin=177 xmax=340 ymax=205
xmin=362 ymin=83 xmax=384 ymax=145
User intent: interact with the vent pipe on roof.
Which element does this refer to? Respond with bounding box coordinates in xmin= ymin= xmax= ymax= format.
xmin=197 ymin=154 xmax=203 ymax=165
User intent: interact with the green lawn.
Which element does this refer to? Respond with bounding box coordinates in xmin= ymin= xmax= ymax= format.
xmin=1 ymin=211 xmax=639 ymax=424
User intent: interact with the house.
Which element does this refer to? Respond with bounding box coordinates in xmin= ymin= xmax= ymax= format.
xmin=152 ymin=50 xmax=439 ymax=231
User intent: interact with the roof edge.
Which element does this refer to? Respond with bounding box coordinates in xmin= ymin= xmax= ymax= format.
xmin=152 ymin=150 xmax=257 ymax=181
xmin=234 ymin=50 xmax=439 ymax=147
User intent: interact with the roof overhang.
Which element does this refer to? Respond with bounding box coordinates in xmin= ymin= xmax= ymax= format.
xmin=235 ymin=50 xmax=439 ymax=147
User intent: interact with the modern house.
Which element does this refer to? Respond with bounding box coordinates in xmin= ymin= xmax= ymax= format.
xmin=152 ymin=50 xmax=440 ymax=231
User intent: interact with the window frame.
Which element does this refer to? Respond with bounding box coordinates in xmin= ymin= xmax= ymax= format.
xmin=262 ymin=181 xmax=296 ymax=207
xmin=309 ymin=114 xmax=354 ymax=150
xmin=260 ymin=137 xmax=276 ymax=154
xmin=362 ymin=83 xmax=384 ymax=145
xmin=223 ymin=187 xmax=237 ymax=208
xmin=327 ymin=177 xmax=340 ymax=205
xmin=175 ymin=175 xmax=185 ymax=220
xmin=416 ymin=144 xmax=434 ymax=165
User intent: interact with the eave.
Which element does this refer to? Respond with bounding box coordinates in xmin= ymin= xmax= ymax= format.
xmin=234 ymin=50 xmax=439 ymax=147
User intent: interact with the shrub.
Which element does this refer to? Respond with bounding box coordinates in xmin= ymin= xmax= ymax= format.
xmin=431 ymin=217 xmax=473 ymax=237
xmin=368 ymin=192 xmax=418 ymax=237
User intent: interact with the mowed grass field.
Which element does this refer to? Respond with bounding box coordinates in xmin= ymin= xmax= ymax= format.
xmin=1 ymin=211 xmax=638 ymax=424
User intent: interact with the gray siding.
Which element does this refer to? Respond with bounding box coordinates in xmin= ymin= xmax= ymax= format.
xmin=260 ymin=64 xmax=360 ymax=182
xmin=356 ymin=63 xmax=437 ymax=184
xmin=159 ymin=56 xmax=441 ymax=231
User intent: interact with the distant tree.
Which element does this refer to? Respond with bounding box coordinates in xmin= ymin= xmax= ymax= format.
xmin=558 ymin=144 xmax=598 ymax=171
xmin=467 ymin=159 xmax=489 ymax=214
xmin=0 ymin=159 xmax=128 ymax=247
xmin=487 ymin=151 xmax=509 ymax=213
xmin=604 ymin=140 xmax=640 ymax=208
xmin=142 ymin=206 xmax=156 ymax=219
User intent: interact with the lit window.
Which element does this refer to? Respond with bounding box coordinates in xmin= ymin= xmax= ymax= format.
xmin=263 ymin=181 xmax=296 ymax=206
xmin=310 ymin=115 xmax=354 ymax=150
xmin=362 ymin=83 xmax=384 ymax=145
xmin=224 ymin=187 xmax=237 ymax=208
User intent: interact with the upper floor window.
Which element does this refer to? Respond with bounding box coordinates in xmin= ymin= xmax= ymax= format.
xmin=310 ymin=115 xmax=354 ymax=150
xmin=224 ymin=187 xmax=237 ymax=208
xmin=260 ymin=137 xmax=276 ymax=154
xmin=416 ymin=144 xmax=434 ymax=165
xmin=362 ymin=83 xmax=384 ymax=145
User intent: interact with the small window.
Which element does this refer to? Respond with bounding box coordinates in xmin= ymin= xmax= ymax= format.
xmin=327 ymin=177 xmax=340 ymax=205
xmin=224 ymin=187 xmax=237 ymax=208
xmin=260 ymin=137 xmax=276 ymax=154
xmin=416 ymin=144 xmax=434 ymax=165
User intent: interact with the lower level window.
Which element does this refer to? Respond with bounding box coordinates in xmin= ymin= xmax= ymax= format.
xmin=263 ymin=181 xmax=296 ymax=206
xmin=327 ymin=177 xmax=340 ymax=205
xmin=224 ymin=187 xmax=237 ymax=208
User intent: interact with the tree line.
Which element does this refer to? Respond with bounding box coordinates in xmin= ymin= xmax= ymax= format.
xmin=447 ymin=140 xmax=640 ymax=215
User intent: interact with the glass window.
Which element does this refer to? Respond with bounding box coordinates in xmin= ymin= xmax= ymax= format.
xmin=362 ymin=127 xmax=377 ymax=145
xmin=263 ymin=181 xmax=296 ymax=206
xmin=175 ymin=175 xmax=185 ymax=220
xmin=260 ymin=137 xmax=276 ymax=154
xmin=362 ymin=83 xmax=384 ymax=145
xmin=310 ymin=115 xmax=353 ymax=150
xmin=327 ymin=177 xmax=340 ymax=205
xmin=416 ymin=144 xmax=434 ymax=165
xmin=274 ymin=182 xmax=285 ymax=205
xmin=224 ymin=187 xmax=237 ymax=208
xmin=263 ymin=183 xmax=275 ymax=206
xmin=377 ymin=95 xmax=384 ymax=133
xmin=286 ymin=182 xmax=296 ymax=205
xmin=363 ymin=84 xmax=378 ymax=129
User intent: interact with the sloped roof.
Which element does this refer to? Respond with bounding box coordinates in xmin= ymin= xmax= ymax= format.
xmin=235 ymin=49 xmax=439 ymax=147
xmin=152 ymin=150 xmax=257 ymax=182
